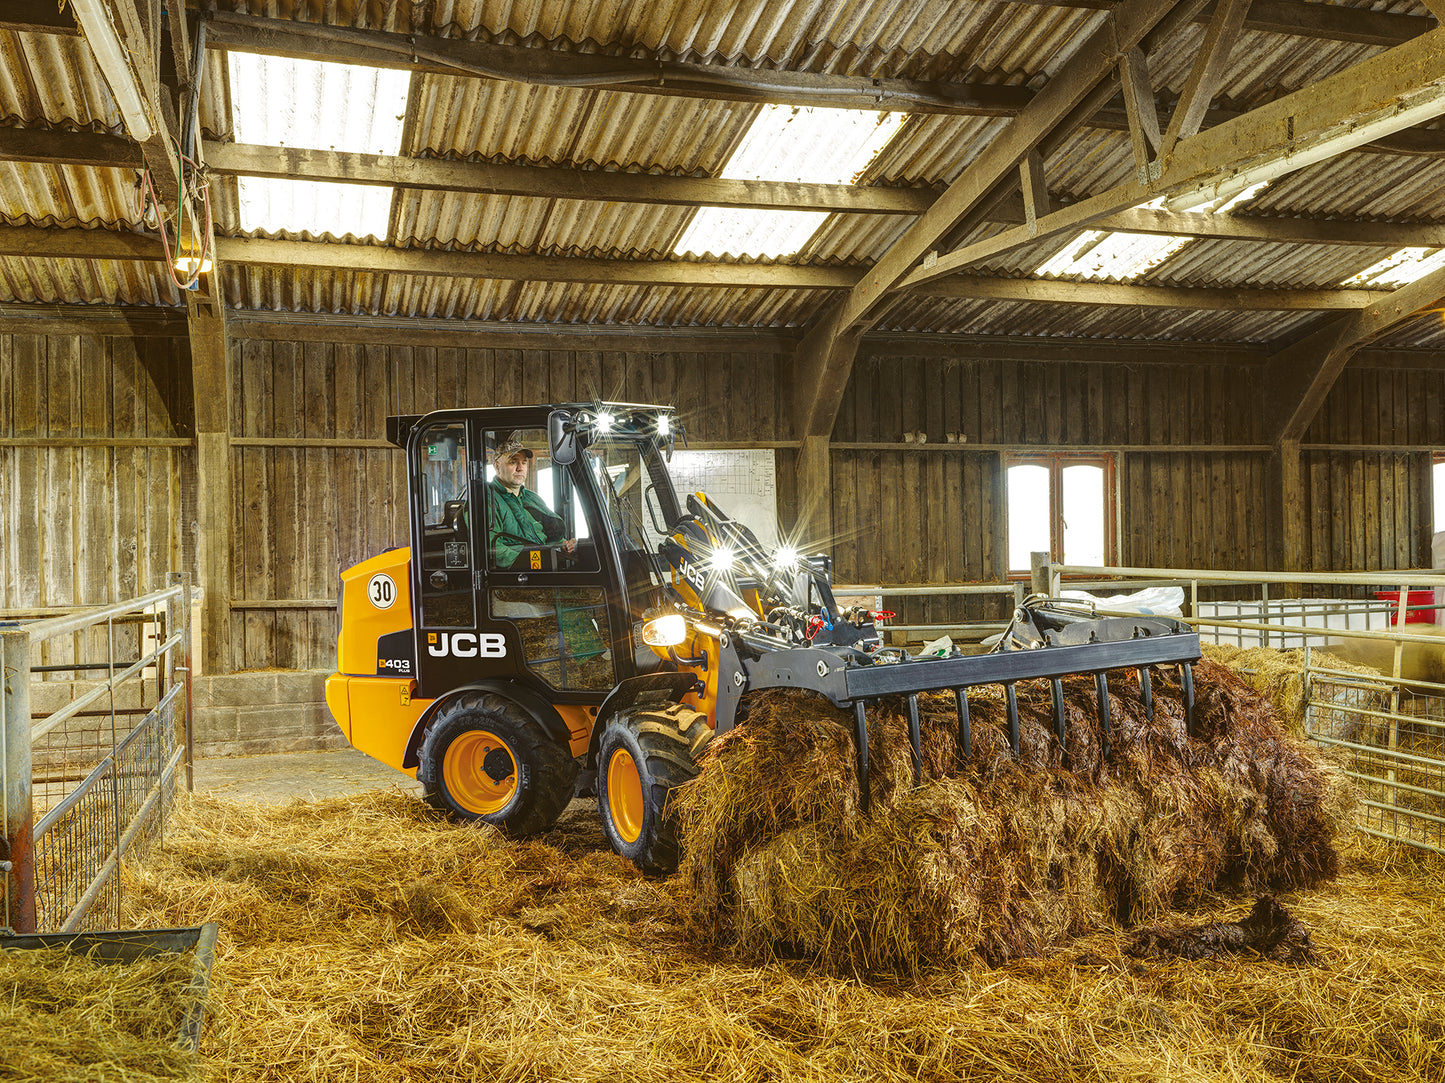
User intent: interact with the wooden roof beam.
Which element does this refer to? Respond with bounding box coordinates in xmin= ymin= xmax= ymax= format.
xmin=9 ymin=132 xmax=1445 ymax=249
xmin=200 ymin=142 xmax=937 ymax=215
xmin=903 ymin=27 xmax=1445 ymax=288
xmin=68 ymin=0 xmax=181 ymax=208
xmin=199 ymin=8 xmax=1442 ymax=124
xmin=1267 ymin=265 xmax=1445 ymax=446
xmin=0 ymin=225 xmax=1407 ymax=311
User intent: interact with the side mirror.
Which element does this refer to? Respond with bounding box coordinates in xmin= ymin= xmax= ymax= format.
xmin=548 ymin=409 xmax=577 ymax=466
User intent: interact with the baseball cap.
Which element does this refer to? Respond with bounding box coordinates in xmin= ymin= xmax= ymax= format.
xmin=492 ymin=434 xmax=534 ymax=461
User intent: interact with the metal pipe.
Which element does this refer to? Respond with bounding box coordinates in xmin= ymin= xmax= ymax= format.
xmin=29 ymin=630 xmax=182 ymax=743
xmin=23 ymin=585 xmax=182 ymax=642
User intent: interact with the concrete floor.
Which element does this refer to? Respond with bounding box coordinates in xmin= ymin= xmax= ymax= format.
xmin=190 ymin=747 xmax=421 ymax=803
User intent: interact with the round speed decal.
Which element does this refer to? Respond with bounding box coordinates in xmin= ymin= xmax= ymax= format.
xmin=367 ymin=572 xmax=397 ymax=610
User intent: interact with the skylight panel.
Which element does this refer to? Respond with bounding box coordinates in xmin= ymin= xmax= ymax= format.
xmin=1343 ymin=247 xmax=1445 ymax=288
xmin=674 ymin=105 xmax=906 ymax=258
xmin=1035 ymin=184 xmax=1270 ymax=282
xmin=227 ymin=54 xmax=411 ymax=240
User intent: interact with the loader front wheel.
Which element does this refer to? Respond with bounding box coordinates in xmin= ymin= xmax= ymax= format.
xmin=597 ymin=705 xmax=711 ymax=874
xmin=419 ymin=693 xmax=577 ymax=836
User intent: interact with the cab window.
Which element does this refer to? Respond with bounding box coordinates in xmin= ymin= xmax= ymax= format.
xmin=416 ymin=422 xmax=475 ymax=628
xmin=483 ymin=428 xmax=598 ymax=573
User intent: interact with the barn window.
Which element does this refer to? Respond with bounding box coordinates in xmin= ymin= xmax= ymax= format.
xmin=1434 ymin=454 xmax=1445 ymax=534
xmin=1006 ymin=454 xmax=1116 ymax=574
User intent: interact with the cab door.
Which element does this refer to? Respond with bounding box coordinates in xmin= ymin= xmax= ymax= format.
xmin=479 ymin=424 xmax=620 ymax=697
xmin=409 ymin=414 xmax=498 ymax=699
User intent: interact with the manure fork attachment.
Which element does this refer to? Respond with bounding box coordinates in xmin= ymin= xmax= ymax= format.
xmin=736 ymin=598 xmax=1202 ymax=813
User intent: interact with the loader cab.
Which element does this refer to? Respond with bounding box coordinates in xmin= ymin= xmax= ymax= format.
xmin=398 ymin=405 xmax=683 ymax=707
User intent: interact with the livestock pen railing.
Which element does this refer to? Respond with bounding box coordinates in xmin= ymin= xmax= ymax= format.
xmin=2 ymin=578 xmax=194 ymax=933
xmin=1048 ymin=564 xmax=1445 ymax=856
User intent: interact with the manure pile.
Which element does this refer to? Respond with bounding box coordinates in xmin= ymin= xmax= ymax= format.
xmin=674 ymin=658 xmax=1354 ymax=971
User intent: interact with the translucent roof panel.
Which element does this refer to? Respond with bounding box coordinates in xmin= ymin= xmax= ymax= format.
xmin=227 ymin=53 xmax=412 ymax=240
xmin=1343 ymin=247 xmax=1445 ymax=289
xmin=675 ymin=105 xmax=906 ymax=258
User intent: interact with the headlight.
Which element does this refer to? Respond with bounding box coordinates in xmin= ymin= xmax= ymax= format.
xmin=657 ymin=413 xmax=671 ymax=436
xmin=642 ymin=613 xmax=688 ymax=647
xmin=709 ymin=546 xmax=735 ymax=571
xmin=595 ymin=411 xmax=615 ymax=434
xmin=773 ymin=546 xmax=799 ymax=570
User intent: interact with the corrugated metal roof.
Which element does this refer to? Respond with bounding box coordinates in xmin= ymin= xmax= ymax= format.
xmin=1 ymin=0 xmax=1444 ymax=350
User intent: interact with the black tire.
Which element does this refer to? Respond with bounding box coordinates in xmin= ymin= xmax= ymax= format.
xmin=597 ymin=703 xmax=711 ymax=873
xmin=418 ymin=691 xmax=578 ymax=836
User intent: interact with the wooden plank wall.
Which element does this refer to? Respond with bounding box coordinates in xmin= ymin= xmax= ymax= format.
xmin=1 ymin=316 xmax=1436 ymax=670
xmin=228 ymin=336 xmax=790 ymax=669
xmin=0 ymin=330 xmax=189 ymax=671
xmin=832 ymin=349 xmax=1435 ymax=625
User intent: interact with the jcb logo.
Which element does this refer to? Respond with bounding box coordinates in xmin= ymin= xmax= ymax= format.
xmin=427 ymin=632 xmax=507 ymax=658
xmin=677 ymin=557 xmax=705 ymax=592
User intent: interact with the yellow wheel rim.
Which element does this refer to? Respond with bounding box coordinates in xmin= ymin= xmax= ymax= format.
xmin=607 ymin=748 xmax=645 ymax=844
xmin=443 ymin=729 xmax=517 ymax=816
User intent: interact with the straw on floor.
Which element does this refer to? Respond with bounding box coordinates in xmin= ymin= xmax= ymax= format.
xmin=117 ymin=789 xmax=1445 ymax=1083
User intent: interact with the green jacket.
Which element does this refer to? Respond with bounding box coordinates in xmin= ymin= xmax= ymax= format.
xmin=488 ymin=480 xmax=565 ymax=568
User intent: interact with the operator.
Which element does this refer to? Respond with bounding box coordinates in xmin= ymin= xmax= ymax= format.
xmin=488 ymin=435 xmax=577 ymax=569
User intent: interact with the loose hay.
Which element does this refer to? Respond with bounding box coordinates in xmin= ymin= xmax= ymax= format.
xmin=0 ymin=945 xmax=202 ymax=1081
xmin=674 ymin=659 xmax=1354 ymax=971
xmin=121 ymin=791 xmax=1445 ymax=1083
xmin=1203 ymin=642 xmax=1385 ymax=735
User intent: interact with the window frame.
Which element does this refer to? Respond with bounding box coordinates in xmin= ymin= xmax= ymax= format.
xmin=1004 ymin=452 xmax=1118 ymax=575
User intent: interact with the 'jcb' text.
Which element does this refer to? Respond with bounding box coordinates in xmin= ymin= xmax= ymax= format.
xmin=427 ymin=632 xmax=507 ymax=658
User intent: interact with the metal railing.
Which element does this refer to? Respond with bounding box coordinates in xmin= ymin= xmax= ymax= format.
xmin=2 ymin=577 xmax=193 ymax=933
xmin=1050 ymin=563 xmax=1445 ymax=855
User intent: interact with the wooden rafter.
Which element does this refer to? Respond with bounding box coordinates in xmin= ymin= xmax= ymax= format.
xmin=1158 ymin=0 xmax=1252 ymax=155
xmin=903 ymin=26 xmax=1445 ymax=290
xmin=4 ymin=225 xmax=1411 ymax=313
xmin=6 ymin=132 xmax=1444 ymax=250
xmin=1267 ymin=264 xmax=1445 ymax=446
xmin=68 ymin=0 xmax=181 ymax=206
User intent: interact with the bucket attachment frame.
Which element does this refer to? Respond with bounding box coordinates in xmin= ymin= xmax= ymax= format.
xmin=731 ymin=599 xmax=1201 ymax=813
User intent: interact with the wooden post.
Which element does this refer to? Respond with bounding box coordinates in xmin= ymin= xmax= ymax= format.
xmin=793 ymin=435 xmax=832 ymax=555
xmin=1268 ymin=437 xmax=1304 ymax=580
xmin=1030 ymin=551 xmax=1052 ymax=597
xmin=188 ymin=291 xmax=232 ymax=673
xmin=2 ymin=626 xmax=36 ymax=933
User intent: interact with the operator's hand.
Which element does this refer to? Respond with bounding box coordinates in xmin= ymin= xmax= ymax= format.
xmin=562 ymin=538 xmax=577 ymax=553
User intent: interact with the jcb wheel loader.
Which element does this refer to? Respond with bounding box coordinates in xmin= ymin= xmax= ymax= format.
xmin=326 ymin=402 xmax=1202 ymax=873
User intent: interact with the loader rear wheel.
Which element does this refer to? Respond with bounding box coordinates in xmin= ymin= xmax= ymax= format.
xmin=419 ymin=693 xmax=577 ymax=836
xmin=597 ymin=704 xmax=711 ymax=874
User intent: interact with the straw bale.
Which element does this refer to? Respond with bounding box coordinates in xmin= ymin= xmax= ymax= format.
xmin=675 ymin=660 xmax=1354 ymax=971
xmin=1204 ymin=642 xmax=1385 ymax=736
xmin=119 ymin=792 xmax=1445 ymax=1083
xmin=0 ymin=945 xmax=201 ymax=1081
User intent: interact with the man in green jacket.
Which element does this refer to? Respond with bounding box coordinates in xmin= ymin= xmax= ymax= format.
xmin=488 ymin=435 xmax=577 ymax=569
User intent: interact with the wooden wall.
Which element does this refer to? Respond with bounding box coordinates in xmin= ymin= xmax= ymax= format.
xmin=830 ymin=346 xmax=1435 ymax=625
xmin=1 ymin=312 xmax=1438 ymax=671
xmin=0 ymin=328 xmax=190 ymax=669
xmin=227 ymin=333 xmax=791 ymax=669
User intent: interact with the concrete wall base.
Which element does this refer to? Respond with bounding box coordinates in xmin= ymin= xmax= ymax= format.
xmin=29 ymin=669 xmax=347 ymax=759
